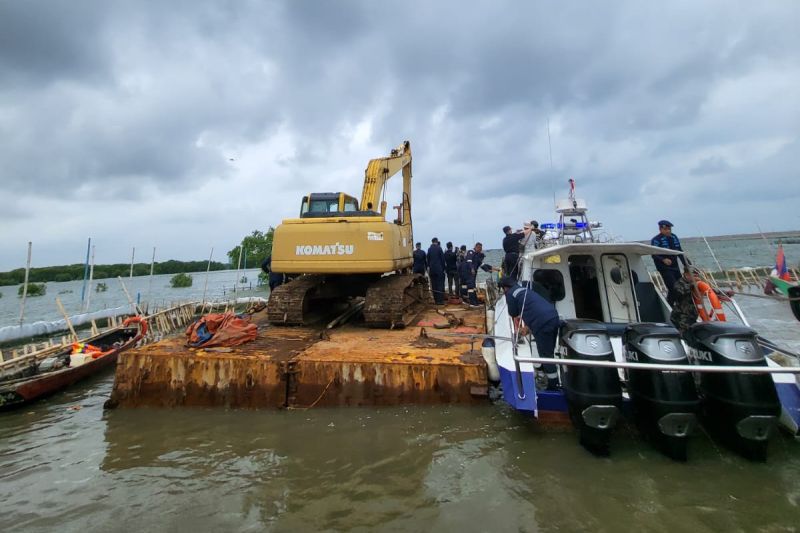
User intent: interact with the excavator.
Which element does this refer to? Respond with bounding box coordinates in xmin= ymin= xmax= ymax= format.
xmin=267 ymin=141 xmax=430 ymax=328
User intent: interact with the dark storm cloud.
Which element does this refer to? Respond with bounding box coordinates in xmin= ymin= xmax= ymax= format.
xmin=0 ymin=0 xmax=798 ymax=269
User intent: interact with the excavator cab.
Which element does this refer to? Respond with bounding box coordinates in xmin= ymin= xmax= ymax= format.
xmin=299 ymin=193 xmax=376 ymax=218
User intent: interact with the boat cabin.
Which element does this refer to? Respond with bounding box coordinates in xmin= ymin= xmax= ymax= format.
xmin=520 ymin=243 xmax=684 ymax=327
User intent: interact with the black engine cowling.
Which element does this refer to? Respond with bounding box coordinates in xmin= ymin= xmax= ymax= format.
xmin=684 ymin=322 xmax=780 ymax=461
xmin=559 ymin=320 xmax=621 ymax=456
xmin=624 ymin=323 xmax=699 ymax=460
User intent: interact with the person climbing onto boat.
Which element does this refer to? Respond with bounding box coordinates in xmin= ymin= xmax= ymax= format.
xmin=412 ymin=242 xmax=427 ymax=275
xmin=499 ymin=276 xmax=561 ymax=391
xmin=444 ymin=242 xmax=458 ymax=296
xmin=670 ymin=268 xmax=700 ymax=335
xmin=427 ymin=238 xmax=446 ymax=305
xmin=459 ymin=243 xmax=496 ymax=306
xmin=502 ymin=225 xmax=525 ymax=279
xmin=260 ymin=255 xmax=285 ymax=291
xmin=651 ymin=220 xmax=689 ymax=305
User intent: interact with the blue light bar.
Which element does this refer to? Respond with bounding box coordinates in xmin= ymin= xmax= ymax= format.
xmin=540 ymin=222 xmax=588 ymax=230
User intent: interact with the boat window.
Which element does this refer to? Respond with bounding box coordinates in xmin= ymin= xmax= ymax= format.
xmin=568 ymin=254 xmax=604 ymax=321
xmin=532 ymin=269 xmax=565 ymax=301
xmin=300 ymin=197 xmax=309 ymax=216
xmin=610 ymin=266 xmax=624 ymax=284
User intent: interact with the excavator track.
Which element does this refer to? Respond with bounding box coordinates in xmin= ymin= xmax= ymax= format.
xmin=267 ymin=275 xmax=324 ymax=326
xmin=363 ymin=274 xmax=432 ymax=328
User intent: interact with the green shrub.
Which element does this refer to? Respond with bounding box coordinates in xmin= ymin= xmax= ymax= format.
xmin=170 ymin=273 xmax=193 ymax=288
xmin=19 ymin=283 xmax=46 ymax=297
xmin=95 ymin=282 xmax=108 ymax=292
xmin=54 ymin=273 xmax=72 ymax=282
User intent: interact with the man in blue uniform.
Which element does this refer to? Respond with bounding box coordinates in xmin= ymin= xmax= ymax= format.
xmin=412 ymin=242 xmax=427 ymax=275
xmin=459 ymin=243 xmax=495 ymax=306
xmin=444 ymin=242 xmax=458 ymax=296
xmin=650 ymin=220 xmax=689 ymax=306
xmin=427 ymin=238 xmax=446 ymax=305
xmin=260 ymin=255 xmax=285 ymax=291
xmin=502 ymin=225 xmax=525 ymax=279
xmin=499 ymin=276 xmax=561 ymax=391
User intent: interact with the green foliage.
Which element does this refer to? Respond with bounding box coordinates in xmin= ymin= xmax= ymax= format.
xmin=19 ymin=283 xmax=46 ymax=297
xmin=170 ymin=273 xmax=193 ymax=288
xmin=228 ymin=228 xmax=275 ymax=272
xmin=0 ymin=260 xmax=229 ymax=286
xmin=95 ymin=282 xmax=108 ymax=292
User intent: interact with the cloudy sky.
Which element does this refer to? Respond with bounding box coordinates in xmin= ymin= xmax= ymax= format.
xmin=1 ymin=0 xmax=798 ymax=271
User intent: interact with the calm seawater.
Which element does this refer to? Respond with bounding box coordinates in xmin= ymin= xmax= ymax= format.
xmin=1 ymin=238 xmax=799 ymax=532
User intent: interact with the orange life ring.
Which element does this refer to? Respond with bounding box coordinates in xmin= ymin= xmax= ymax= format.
xmin=692 ymin=281 xmax=727 ymax=322
xmin=122 ymin=315 xmax=149 ymax=337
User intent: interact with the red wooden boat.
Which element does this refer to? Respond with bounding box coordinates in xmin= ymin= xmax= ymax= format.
xmin=0 ymin=317 xmax=146 ymax=410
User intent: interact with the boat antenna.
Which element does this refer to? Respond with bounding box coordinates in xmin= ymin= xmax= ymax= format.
xmin=547 ymin=118 xmax=555 ymax=210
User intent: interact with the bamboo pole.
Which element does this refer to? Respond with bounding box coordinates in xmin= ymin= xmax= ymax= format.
xmin=130 ymin=247 xmax=135 ymax=278
xmin=147 ymin=247 xmax=156 ymax=307
xmin=55 ymin=297 xmax=78 ymax=342
xmin=18 ymin=241 xmax=32 ymax=326
xmin=84 ymin=245 xmax=96 ymax=313
xmin=117 ymin=276 xmax=143 ymax=316
xmin=80 ymin=237 xmax=91 ymax=305
xmin=201 ymin=247 xmax=214 ymax=311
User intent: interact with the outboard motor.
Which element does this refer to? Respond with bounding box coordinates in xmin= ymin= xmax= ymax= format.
xmin=685 ymin=322 xmax=781 ymax=461
xmin=624 ymin=323 xmax=699 ymax=461
xmin=559 ymin=320 xmax=621 ymax=456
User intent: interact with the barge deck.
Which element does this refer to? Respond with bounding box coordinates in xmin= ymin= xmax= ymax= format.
xmin=107 ymin=304 xmax=490 ymax=409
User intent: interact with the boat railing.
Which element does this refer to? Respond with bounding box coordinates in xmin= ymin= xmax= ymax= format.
xmin=512 ymin=355 xmax=800 ymax=374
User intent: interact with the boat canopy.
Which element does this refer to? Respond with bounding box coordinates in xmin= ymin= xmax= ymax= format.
xmin=525 ymin=242 xmax=684 ymax=262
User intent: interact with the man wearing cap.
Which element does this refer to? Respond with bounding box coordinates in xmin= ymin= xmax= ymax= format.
xmin=502 ymin=226 xmax=526 ymax=279
xmin=670 ymin=268 xmax=699 ymax=335
xmin=499 ymin=276 xmax=561 ymax=391
xmin=459 ymin=243 xmax=495 ymax=306
xmin=651 ymin=220 xmax=689 ymax=306
xmin=412 ymin=242 xmax=427 ymax=275
xmin=427 ymin=238 xmax=446 ymax=305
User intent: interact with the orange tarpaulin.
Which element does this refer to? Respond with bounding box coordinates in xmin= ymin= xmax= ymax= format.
xmin=185 ymin=312 xmax=257 ymax=348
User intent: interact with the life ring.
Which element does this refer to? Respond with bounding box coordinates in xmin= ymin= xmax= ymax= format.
xmin=122 ymin=315 xmax=149 ymax=338
xmin=692 ymin=281 xmax=727 ymax=322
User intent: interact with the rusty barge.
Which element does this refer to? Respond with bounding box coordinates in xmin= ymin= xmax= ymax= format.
xmin=107 ymin=304 xmax=492 ymax=409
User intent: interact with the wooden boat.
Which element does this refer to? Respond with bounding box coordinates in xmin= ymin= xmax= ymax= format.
xmin=0 ymin=317 xmax=146 ymax=410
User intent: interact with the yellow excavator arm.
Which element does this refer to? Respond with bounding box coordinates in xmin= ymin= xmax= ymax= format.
xmin=360 ymin=140 xmax=412 ymax=224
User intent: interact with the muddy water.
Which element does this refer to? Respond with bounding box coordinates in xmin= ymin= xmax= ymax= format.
xmin=1 ymin=372 xmax=798 ymax=532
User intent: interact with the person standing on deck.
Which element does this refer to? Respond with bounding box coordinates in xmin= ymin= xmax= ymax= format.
xmin=459 ymin=243 xmax=495 ymax=306
xmin=499 ymin=276 xmax=561 ymax=391
xmin=444 ymin=242 xmax=458 ymax=296
xmin=260 ymin=255 xmax=285 ymax=291
xmin=651 ymin=220 xmax=689 ymax=306
xmin=670 ymin=268 xmax=699 ymax=335
xmin=427 ymin=238 xmax=447 ymax=305
xmin=455 ymin=244 xmax=467 ymax=293
xmin=502 ymin=225 xmax=526 ymax=279
xmin=412 ymin=242 xmax=427 ymax=275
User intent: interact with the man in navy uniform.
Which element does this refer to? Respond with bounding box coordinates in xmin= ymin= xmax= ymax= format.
xmin=459 ymin=242 xmax=495 ymax=306
xmin=260 ymin=255 xmax=285 ymax=291
xmin=444 ymin=241 xmax=458 ymax=296
xmin=650 ymin=220 xmax=689 ymax=306
xmin=427 ymin=238 xmax=447 ymax=305
xmin=502 ymin=225 xmax=525 ymax=279
xmin=412 ymin=242 xmax=427 ymax=275
xmin=499 ymin=276 xmax=561 ymax=391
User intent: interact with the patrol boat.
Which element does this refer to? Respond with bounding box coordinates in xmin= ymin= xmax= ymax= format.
xmin=486 ymin=182 xmax=800 ymax=460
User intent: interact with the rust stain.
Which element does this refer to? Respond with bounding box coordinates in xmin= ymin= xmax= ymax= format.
xmin=109 ymin=305 xmax=490 ymax=409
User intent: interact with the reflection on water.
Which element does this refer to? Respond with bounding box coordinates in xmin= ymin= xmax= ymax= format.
xmin=1 ymin=370 xmax=799 ymax=532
